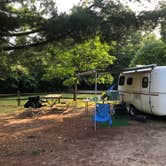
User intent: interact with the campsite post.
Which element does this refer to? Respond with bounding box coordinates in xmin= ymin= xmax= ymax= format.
xmin=73 ymin=78 xmax=78 ymax=101
xmin=94 ymin=71 xmax=97 ymax=131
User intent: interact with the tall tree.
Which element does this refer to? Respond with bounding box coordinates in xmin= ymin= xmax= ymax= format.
xmin=2 ymin=0 xmax=166 ymax=51
xmin=130 ymin=35 xmax=166 ymax=66
xmin=107 ymin=32 xmax=144 ymax=70
xmin=43 ymin=37 xmax=116 ymax=100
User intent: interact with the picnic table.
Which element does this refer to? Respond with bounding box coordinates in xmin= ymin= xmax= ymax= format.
xmin=42 ymin=94 xmax=62 ymax=107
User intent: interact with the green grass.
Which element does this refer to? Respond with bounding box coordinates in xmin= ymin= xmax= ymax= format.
xmin=0 ymin=92 xmax=120 ymax=115
xmin=0 ymin=93 xmax=96 ymax=114
xmin=112 ymin=115 xmax=129 ymax=127
xmin=61 ymin=93 xmax=95 ymax=99
xmin=0 ymin=104 xmax=17 ymax=114
xmin=0 ymin=98 xmax=24 ymax=114
xmin=0 ymin=93 xmax=96 ymax=100
xmin=98 ymin=115 xmax=129 ymax=128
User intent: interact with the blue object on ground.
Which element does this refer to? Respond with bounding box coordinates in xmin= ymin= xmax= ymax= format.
xmin=92 ymin=103 xmax=112 ymax=126
xmin=107 ymin=84 xmax=118 ymax=91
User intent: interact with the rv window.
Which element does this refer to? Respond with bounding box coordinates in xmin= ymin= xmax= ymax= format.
xmin=127 ymin=77 xmax=133 ymax=85
xmin=119 ymin=76 xmax=125 ymax=86
xmin=142 ymin=77 xmax=148 ymax=88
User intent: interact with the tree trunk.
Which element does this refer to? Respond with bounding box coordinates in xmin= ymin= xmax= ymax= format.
xmin=73 ymin=79 xmax=78 ymax=101
xmin=17 ymin=90 xmax=21 ymax=107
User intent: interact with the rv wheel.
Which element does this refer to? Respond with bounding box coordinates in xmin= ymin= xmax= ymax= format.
xmin=127 ymin=105 xmax=137 ymax=115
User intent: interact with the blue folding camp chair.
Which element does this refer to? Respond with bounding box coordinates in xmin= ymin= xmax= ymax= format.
xmin=92 ymin=103 xmax=112 ymax=130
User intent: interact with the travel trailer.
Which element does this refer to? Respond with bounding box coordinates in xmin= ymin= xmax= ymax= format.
xmin=118 ymin=64 xmax=166 ymax=116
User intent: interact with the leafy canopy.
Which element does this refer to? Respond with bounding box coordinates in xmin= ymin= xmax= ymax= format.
xmin=131 ymin=35 xmax=166 ymax=66
xmin=43 ymin=37 xmax=116 ymax=87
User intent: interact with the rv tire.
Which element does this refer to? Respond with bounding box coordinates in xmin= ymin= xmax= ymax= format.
xmin=127 ymin=105 xmax=137 ymax=115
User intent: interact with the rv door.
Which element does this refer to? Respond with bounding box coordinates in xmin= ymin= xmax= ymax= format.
xmin=141 ymin=73 xmax=151 ymax=113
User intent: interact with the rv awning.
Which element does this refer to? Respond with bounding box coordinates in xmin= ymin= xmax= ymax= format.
xmin=123 ymin=64 xmax=156 ymax=74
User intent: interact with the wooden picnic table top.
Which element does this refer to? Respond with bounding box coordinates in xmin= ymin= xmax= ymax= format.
xmin=43 ymin=94 xmax=62 ymax=99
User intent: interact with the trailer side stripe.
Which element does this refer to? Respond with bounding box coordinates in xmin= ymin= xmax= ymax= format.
xmin=119 ymin=90 xmax=159 ymax=96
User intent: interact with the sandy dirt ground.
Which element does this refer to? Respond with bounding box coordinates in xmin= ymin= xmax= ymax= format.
xmin=1 ymin=107 xmax=166 ymax=166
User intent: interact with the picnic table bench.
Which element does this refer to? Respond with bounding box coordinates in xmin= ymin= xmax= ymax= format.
xmin=41 ymin=94 xmax=62 ymax=107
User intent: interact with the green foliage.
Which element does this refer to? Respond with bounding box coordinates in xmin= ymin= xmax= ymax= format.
xmin=2 ymin=0 xmax=166 ymax=51
xmin=98 ymin=74 xmax=114 ymax=84
xmin=0 ymin=51 xmax=11 ymax=81
xmin=131 ymin=35 xmax=166 ymax=66
xmin=161 ymin=21 xmax=166 ymax=43
xmin=95 ymin=0 xmax=137 ymax=43
xmin=113 ymin=32 xmax=144 ymax=69
xmin=43 ymin=37 xmax=116 ymax=88
xmin=1 ymin=0 xmax=166 ymax=93
xmin=68 ymin=6 xmax=98 ymax=42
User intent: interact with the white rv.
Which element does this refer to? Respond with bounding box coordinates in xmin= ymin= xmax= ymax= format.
xmin=118 ymin=64 xmax=166 ymax=116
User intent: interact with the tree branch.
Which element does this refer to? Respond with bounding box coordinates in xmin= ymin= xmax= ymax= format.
xmin=3 ymin=39 xmax=51 ymax=51
xmin=0 ymin=28 xmax=43 ymax=37
xmin=2 ymin=31 xmax=72 ymax=51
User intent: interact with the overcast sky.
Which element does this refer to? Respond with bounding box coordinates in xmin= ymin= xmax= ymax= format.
xmin=56 ymin=0 xmax=80 ymax=13
xmin=56 ymin=0 xmax=158 ymax=13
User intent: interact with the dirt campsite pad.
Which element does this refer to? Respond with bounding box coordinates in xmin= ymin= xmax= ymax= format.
xmin=1 ymin=107 xmax=166 ymax=166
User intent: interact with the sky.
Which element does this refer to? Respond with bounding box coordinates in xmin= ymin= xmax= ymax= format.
xmin=56 ymin=0 xmax=158 ymax=13
xmin=14 ymin=0 xmax=159 ymax=13
xmin=123 ymin=0 xmax=158 ymax=12
xmin=56 ymin=0 xmax=80 ymax=13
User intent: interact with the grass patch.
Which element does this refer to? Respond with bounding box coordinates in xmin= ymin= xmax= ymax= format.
xmin=0 ymin=99 xmax=19 ymax=114
xmin=0 ymin=93 xmax=97 ymax=114
xmin=112 ymin=115 xmax=129 ymax=127
xmin=61 ymin=93 xmax=96 ymax=99
xmin=0 ymin=98 xmax=25 ymax=114
xmin=97 ymin=115 xmax=129 ymax=128
xmin=0 ymin=105 xmax=17 ymax=114
xmin=0 ymin=93 xmax=119 ymax=114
